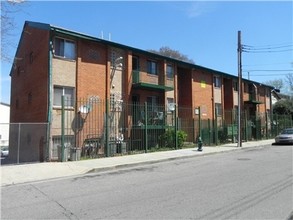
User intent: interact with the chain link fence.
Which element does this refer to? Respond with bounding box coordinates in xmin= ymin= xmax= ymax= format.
xmin=0 ymin=123 xmax=48 ymax=164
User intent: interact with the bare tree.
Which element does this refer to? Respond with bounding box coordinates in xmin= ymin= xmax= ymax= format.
xmin=264 ymin=79 xmax=284 ymax=90
xmin=148 ymin=46 xmax=195 ymax=64
xmin=1 ymin=0 xmax=25 ymax=63
xmin=285 ymin=73 xmax=293 ymax=93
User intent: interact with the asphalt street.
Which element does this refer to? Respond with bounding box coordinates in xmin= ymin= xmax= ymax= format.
xmin=1 ymin=143 xmax=292 ymax=219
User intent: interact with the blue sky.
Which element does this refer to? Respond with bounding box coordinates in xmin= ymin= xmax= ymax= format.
xmin=1 ymin=1 xmax=292 ymax=104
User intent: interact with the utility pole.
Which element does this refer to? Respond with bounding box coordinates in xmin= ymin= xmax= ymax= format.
xmin=237 ymin=31 xmax=242 ymax=147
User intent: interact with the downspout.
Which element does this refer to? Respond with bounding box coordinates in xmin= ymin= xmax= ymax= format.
xmin=46 ymin=34 xmax=53 ymax=161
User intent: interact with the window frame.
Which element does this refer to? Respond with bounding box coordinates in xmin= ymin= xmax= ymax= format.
xmin=53 ymin=86 xmax=75 ymax=108
xmin=166 ymin=64 xmax=174 ymax=79
xmin=233 ymin=81 xmax=238 ymax=92
xmin=215 ymin=103 xmax=222 ymax=117
xmin=54 ymin=37 xmax=76 ymax=60
xmin=167 ymin=97 xmax=175 ymax=113
xmin=147 ymin=96 xmax=159 ymax=112
xmin=214 ymin=76 xmax=222 ymax=88
xmin=132 ymin=56 xmax=139 ymax=71
xmin=147 ymin=60 xmax=158 ymax=75
xmin=52 ymin=135 xmax=74 ymax=159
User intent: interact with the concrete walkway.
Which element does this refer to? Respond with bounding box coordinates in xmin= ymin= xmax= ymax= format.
xmin=1 ymin=139 xmax=274 ymax=186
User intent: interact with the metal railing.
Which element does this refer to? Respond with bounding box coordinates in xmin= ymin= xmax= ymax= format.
xmin=2 ymin=98 xmax=292 ymax=164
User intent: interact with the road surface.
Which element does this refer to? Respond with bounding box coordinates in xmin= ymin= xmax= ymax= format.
xmin=1 ymin=144 xmax=292 ymax=219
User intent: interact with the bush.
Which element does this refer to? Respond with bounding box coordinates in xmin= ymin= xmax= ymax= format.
xmin=159 ymin=129 xmax=187 ymax=148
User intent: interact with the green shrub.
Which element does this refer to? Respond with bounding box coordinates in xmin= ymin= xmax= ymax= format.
xmin=159 ymin=129 xmax=187 ymax=148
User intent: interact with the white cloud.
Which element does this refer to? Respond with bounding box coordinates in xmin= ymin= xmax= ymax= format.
xmin=186 ymin=2 xmax=216 ymax=18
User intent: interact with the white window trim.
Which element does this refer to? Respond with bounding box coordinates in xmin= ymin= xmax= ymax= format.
xmin=53 ymin=86 xmax=75 ymax=108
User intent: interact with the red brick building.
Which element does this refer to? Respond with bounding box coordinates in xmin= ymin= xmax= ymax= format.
xmin=9 ymin=21 xmax=275 ymax=162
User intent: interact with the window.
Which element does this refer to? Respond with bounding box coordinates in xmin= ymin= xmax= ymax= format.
xmin=54 ymin=37 xmax=76 ymax=60
xmin=167 ymin=98 xmax=174 ymax=112
xmin=249 ymin=84 xmax=254 ymax=93
xmin=233 ymin=81 xmax=238 ymax=91
xmin=52 ymin=135 xmax=74 ymax=159
xmin=147 ymin=96 xmax=158 ymax=111
xmin=147 ymin=60 xmax=157 ymax=75
xmin=244 ymin=83 xmax=249 ymax=93
xmin=132 ymin=56 xmax=139 ymax=70
xmin=53 ymin=86 xmax=74 ymax=107
xmin=266 ymin=89 xmax=270 ymax=97
xmin=214 ymin=76 xmax=221 ymax=88
xmin=215 ymin=103 xmax=222 ymax=116
xmin=166 ymin=64 xmax=174 ymax=78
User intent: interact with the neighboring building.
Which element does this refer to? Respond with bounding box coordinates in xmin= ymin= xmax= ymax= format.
xmin=10 ymin=21 xmax=275 ymax=162
xmin=0 ymin=102 xmax=10 ymax=147
xmin=271 ymin=90 xmax=282 ymax=105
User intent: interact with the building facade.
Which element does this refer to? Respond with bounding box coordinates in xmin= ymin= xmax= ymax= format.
xmin=0 ymin=102 xmax=10 ymax=147
xmin=10 ymin=21 xmax=275 ymax=162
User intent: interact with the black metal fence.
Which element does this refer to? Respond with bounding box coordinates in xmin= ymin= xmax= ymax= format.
xmin=59 ymin=97 xmax=293 ymax=161
xmin=2 ymin=98 xmax=292 ymax=163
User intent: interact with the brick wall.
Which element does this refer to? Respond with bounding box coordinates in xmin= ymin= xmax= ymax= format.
xmin=10 ymin=25 xmax=49 ymax=123
xmin=191 ymin=69 xmax=213 ymax=119
xmin=76 ymin=40 xmax=107 ymax=100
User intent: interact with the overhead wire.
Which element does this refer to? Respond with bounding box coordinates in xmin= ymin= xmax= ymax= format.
xmin=242 ymin=43 xmax=293 ymax=53
xmin=243 ymin=69 xmax=293 ymax=72
xmin=242 ymin=62 xmax=291 ymax=67
xmin=240 ymin=42 xmax=293 ymax=81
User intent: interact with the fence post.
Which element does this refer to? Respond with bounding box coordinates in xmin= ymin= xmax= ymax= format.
xmin=198 ymin=106 xmax=202 ymax=140
xmin=17 ymin=123 xmax=21 ymax=164
xmin=193 ymin=118 xmax=195 ymax=144
xmin=208 ymin=119 xmax=211 ymax=145
xmin=61 ymin=95 xmax=65 ymax=162
xmin=215 ymin=118 xmax=218 ymax=146
xmin=242 ymin=111 xmax=245 ymax=141
xmin=276 ymin=114 xmax=279 ymax=135
xmin=105 ymin=99 xmax=110 ymax=157
xmin=265 ymin=112 xmax=268 ymax=139
xmin=144 ymin=102 xmax=148 ymax=153
xmin=175 ymin=104 xmax=178 ymax=149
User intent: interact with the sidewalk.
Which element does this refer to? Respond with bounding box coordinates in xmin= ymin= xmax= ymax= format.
xmin=1 ymin=139 xmax=274 ymax=186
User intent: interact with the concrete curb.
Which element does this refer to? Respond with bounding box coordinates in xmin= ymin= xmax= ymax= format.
xmin=87 ymin=140 xmax=273 ymax=173
xmin=1 ymin=139 xmax=275 ymax=186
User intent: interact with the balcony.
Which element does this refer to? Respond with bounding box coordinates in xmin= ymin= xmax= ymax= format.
xmin=132 ymin=70 xmax=174 ymax=91
xmin=244 ymin=93 xmax=263 ymax=105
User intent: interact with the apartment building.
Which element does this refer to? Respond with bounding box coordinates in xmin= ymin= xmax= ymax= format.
xmin=9 ymin=21 xmax=274 ymax=162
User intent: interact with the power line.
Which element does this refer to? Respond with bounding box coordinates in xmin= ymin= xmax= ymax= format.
xmin=242 ymin=49 xmax=293 ymax=53
xmin=242 ymin=62 xmax=291 ymax=67
xmin=242 ymin=43 xmax=293 ymax=53
xmin=243 ymin=69 xmax=293 ymax=72
xmin=244 ymin=73 xmax=293 ymax=76
xmin=242 ymin=44 xmax=293 ymax=50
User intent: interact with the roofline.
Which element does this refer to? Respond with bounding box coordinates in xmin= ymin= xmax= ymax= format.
xmin=0 ymin=102 xmax=10 ymax=107
xmin=19 ymin=21 xmax=274 ymax=89
xmin=271 ymin=90 xmax=281 ymax=100
xmin=9 ymin=21 xmax=51 ymax=76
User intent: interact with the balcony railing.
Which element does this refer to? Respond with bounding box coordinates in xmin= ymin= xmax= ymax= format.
xmin=132 ymin=70 xmax=174 ymax=91
xmin=245 ymin=93 xmax=263 ymax=104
